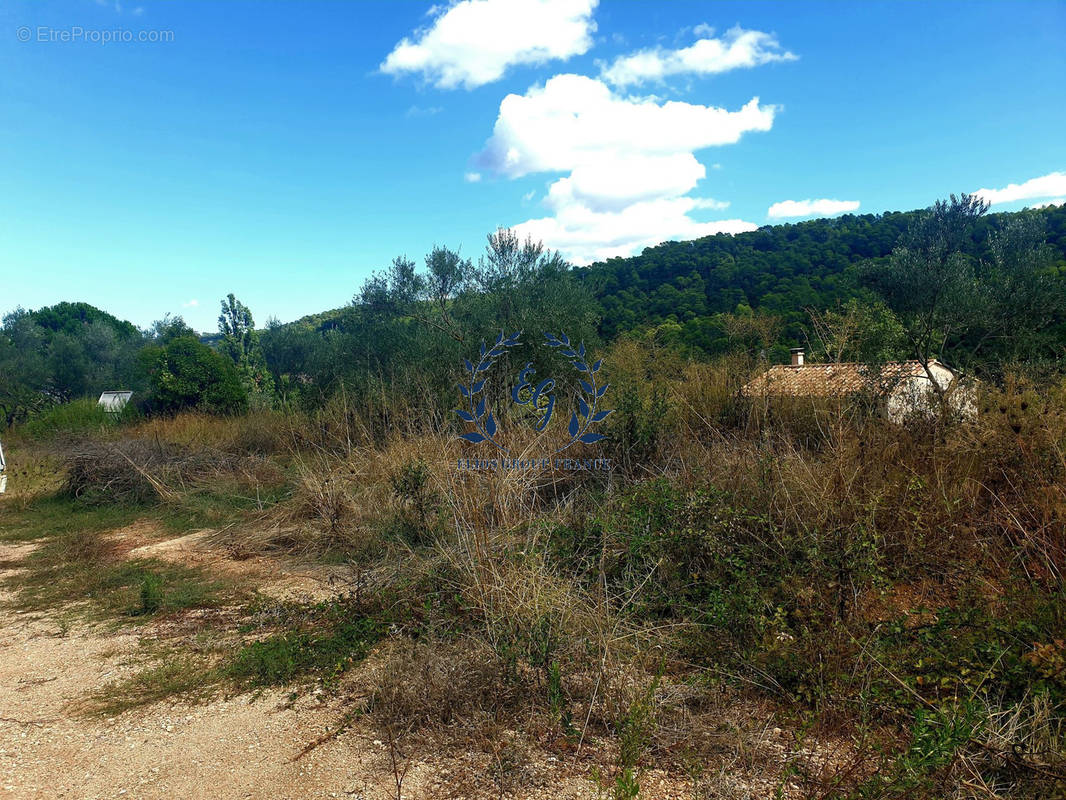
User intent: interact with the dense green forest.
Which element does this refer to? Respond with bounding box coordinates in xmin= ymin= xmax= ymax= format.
xmin=2 ymin=198 xmax=1064 ymax=427
xmin=583 ymin=202 xmax=1066 ymax=358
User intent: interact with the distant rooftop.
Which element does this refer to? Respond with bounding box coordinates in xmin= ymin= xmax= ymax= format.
xmin=742 ymin=360 xmax=950 ymax=398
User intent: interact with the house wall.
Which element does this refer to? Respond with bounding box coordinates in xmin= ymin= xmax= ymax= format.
xmin=886 ymin=365 xmax=975 ymax=422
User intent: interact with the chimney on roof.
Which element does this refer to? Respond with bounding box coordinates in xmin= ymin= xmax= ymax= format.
xmin=790 ymin=347 xmax=805 ymax=367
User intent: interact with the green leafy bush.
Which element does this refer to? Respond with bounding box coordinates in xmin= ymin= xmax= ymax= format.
xmin=141 ymin=336 xmax=248 ymax=415
xmin=557 ymin=480 xmax=776 ymax=652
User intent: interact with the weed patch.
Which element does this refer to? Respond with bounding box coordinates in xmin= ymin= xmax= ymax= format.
xmin=3 ymin=515 xmax=240 ymax=619
xmin=86 ymin=654 xmax=219 ymax=717
xmin=226 ymin=598 xmax=384 ymax=689
xmin=0 ymin=493 xmax=144 ymax=542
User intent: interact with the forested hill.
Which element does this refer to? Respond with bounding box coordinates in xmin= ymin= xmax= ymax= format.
xmin=579 ymin=203 xmax=1066 ymax=352
xmin=4 ymin=201 xmax=1066 ymax=426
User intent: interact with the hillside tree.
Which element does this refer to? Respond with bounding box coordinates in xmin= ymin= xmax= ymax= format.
xmin=218 ymin=294 xmax=274 ymax=404
xmin=865 ymin=195 xmax=1064 ymax=386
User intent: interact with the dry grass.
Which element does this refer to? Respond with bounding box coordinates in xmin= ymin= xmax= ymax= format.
xmin=125 ymin=409 xmax=295 ymax=456
xmin=369 ymin=636 xmax=526 ymax=737
xmin=0 ymin=445 xmax=64 ymax=511
xmin=61 ymin=438 xmax=283 ymax=509
xmin=7 ymin=357 xmax=1066 ymax=797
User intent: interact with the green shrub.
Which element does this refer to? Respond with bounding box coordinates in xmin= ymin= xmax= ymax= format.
xmin=604 ymin=380 xmax=670 ymax=472
xmin=141 ymin=336 xmax=248 ymax=416
xmin=867 ymin=598 xmax=1066 ymax=712
xmin=388 ymin=457 xmax=439 ymax=541
xmin=558 ymin=480 xmax=775 ymax=650
xmin=853 ymin=704 xmax=983 ymax=798
xmin=22 ymin=398 xmax=114 ymax=439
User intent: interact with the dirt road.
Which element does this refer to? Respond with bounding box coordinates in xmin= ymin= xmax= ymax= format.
xmin=0 ymin=540 xmax=697 ymax=800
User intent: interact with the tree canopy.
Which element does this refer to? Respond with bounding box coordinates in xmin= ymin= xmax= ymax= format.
xmin=580 ymin=202 xmax=1066 ymax=365
xmin=2 ymin=202 xmax=1064 ymax=427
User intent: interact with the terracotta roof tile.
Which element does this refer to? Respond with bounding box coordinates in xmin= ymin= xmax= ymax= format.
xmin=742 ymin=361 xmax=937 ymax=398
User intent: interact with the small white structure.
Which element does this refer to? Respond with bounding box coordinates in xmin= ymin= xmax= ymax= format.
xmin=0 ymin=439 xmax=6 ymax=494
xmin=743 ymin=349 xmax=975 ymax=422
xmin=98 ymin=391 xmax=134 ymax=414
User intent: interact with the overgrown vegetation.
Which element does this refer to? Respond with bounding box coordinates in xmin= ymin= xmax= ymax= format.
xmin=226 ymin=599 xmax=384 ymax=688
xmin=7 ymin=360 xmax=1059 ymax=795
xmin=2 ymin=197 xmax=1065 ymax=797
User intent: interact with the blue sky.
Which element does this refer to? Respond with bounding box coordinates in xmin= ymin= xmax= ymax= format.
xmin=2 ymin=0 xmax=1064 ymax=332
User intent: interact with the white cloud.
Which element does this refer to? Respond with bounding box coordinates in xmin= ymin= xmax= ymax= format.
xmin=405 ymin=104 xmax=443 ymax=117
xmin=767 ymin=198 xmax=860 ymax=219
xmin=478 ymin=74 xmax=776 ymax=180
xmin=545 ymin=152 xmax=707 ymax=212
xmin=514 ymin=198 xmax=756 ymax=264
xmin=182 ymin=299 xmax=199 ymax=308
xmin=477 ymin=74 xmax=772 ymax=263
xmin=974 ymin=172 xmax=1066 ymax=205
xmin=381 ymin=0 xmax=597 ymax=90
xmin=97 ymin=0 xmax=141 ymax=13
xmin=1029 ymin=198 xmax=1064 ymax=209
xmin=464 ymin=171 xmax=482 ymax=183
xmin=601 ymin=26 xmax=797 ymax=87
xmin=691 ymin=197 xmax=730 ymax=210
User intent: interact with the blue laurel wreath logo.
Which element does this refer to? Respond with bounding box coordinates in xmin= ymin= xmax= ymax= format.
xmin=455 ymin=329 xmax=522 ymax=451
xmin=454 ymin=331 xmax=612 ymax=455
